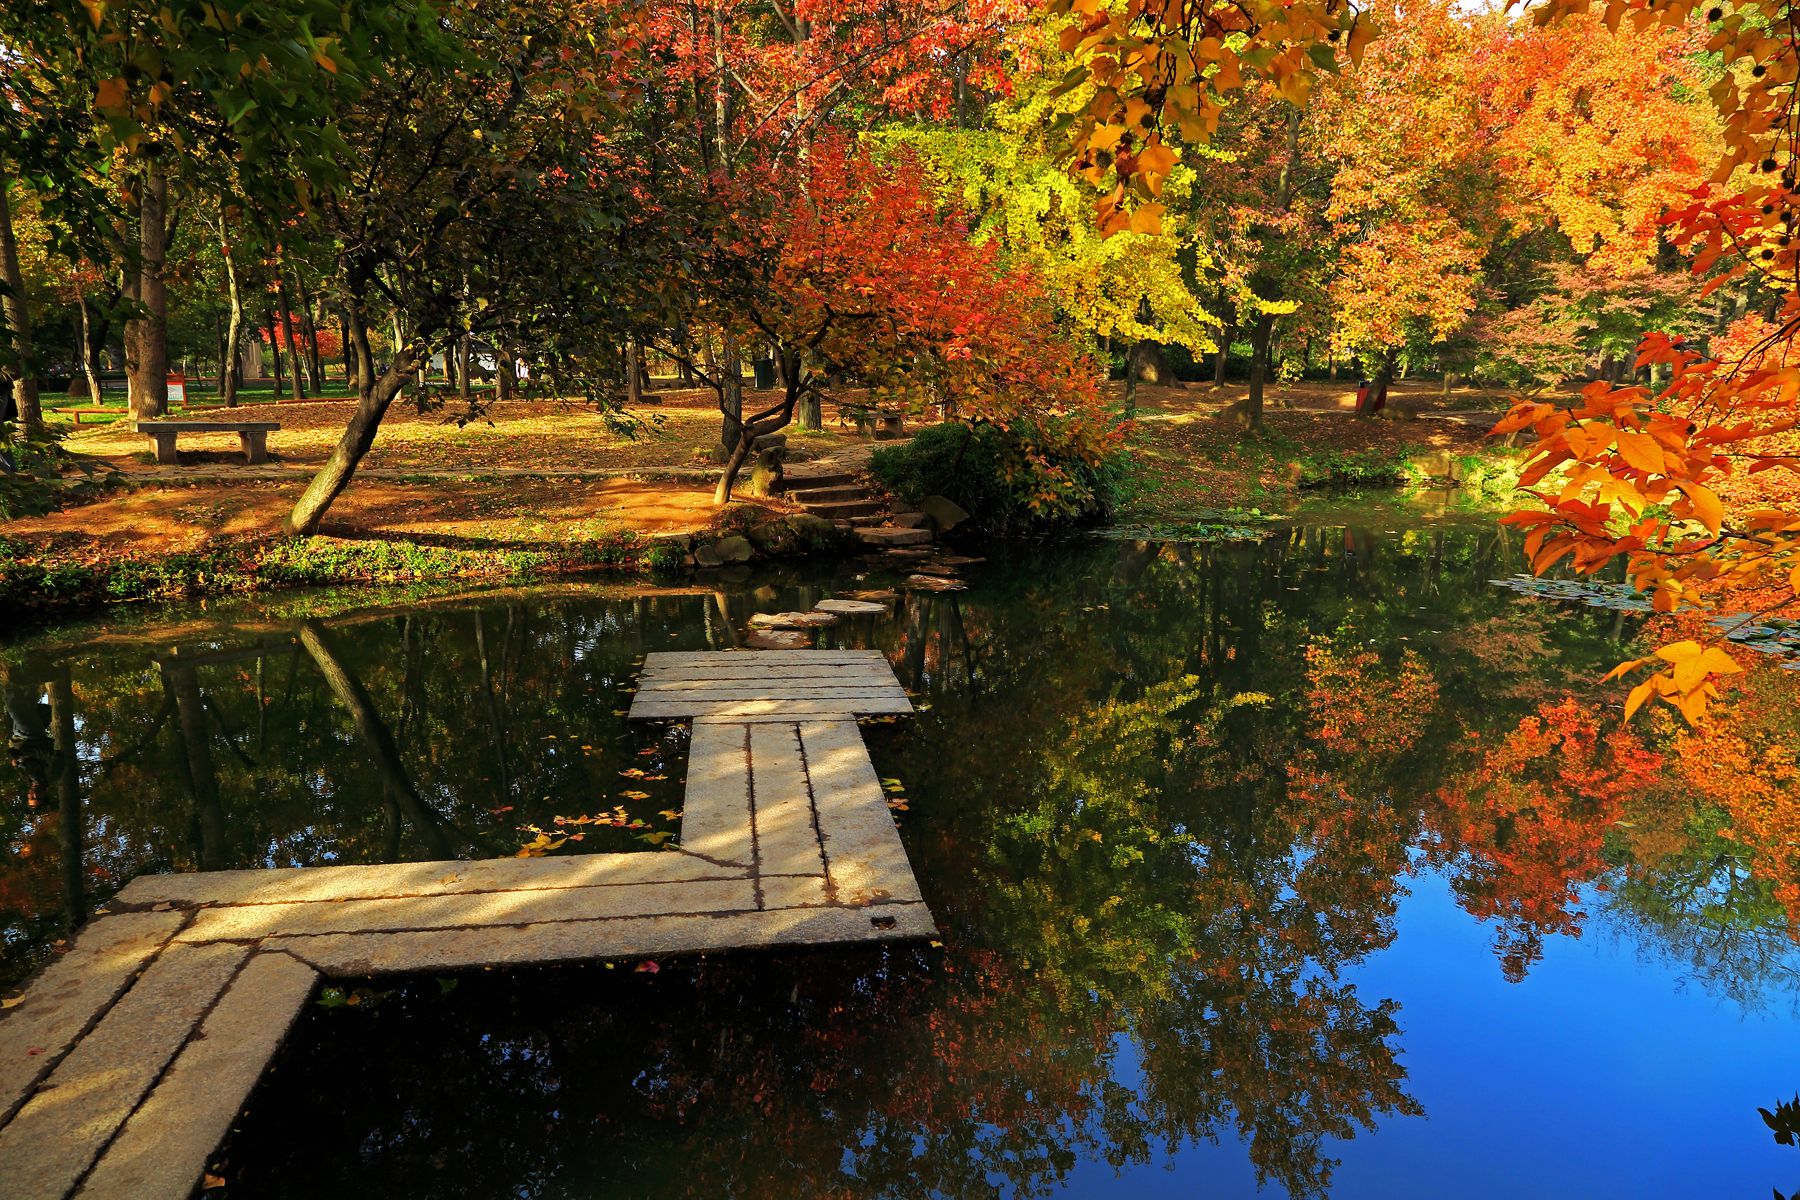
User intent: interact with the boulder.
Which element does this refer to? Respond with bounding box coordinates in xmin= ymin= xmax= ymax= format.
xmin=889 ymin=512 xmax=929 ymax=529
xmin=713 ymin=535 xmax=755 ymax=563
xmin=693 ymin=543 xmax=723 ymax=568
xmin=919 ymin=495 xmax=970 ymax=532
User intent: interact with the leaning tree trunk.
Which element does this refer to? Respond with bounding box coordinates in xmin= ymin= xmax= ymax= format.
xmin=0 ymin=180 xmax=40 ymax=428
xmin=219 ymin=216 xmax=243 ymax=407
xmin=126 ymin=166 xmax=169 ymax=418
xmin=284 ymin=328 xmax=421 ymax=536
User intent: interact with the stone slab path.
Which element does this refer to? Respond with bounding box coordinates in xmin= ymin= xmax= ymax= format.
xmin=0 ymin=650 xmax=929 ymax=1200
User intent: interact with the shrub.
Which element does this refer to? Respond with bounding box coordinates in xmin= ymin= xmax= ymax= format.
xmin=871 ymin=420 xmax=1127 ymax=534
xmin=0 ymin=421 xmax=118 ymax=519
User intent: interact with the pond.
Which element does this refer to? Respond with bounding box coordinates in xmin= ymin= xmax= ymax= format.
xmin=4 ymin=516 xmax=1798 ymax=1197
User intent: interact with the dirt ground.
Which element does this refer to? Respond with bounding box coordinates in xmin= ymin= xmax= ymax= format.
xmin=10 ymin=378 xmax=1511 ymax=558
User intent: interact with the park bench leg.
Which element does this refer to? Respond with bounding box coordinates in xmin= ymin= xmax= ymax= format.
xmin=150 ymin=433 xmax=178 ymax=465
xmin=241 ymin=430 xmax=268 ymax=464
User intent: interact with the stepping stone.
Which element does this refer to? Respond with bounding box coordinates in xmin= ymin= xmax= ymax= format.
xmin=932 ymin=555 xmax=985 ymax=566
xmin=905 ymin=574 xmax=967 ymax=592
xmin=841 ymin=589 xmax=898 ymax=602
xmin=880 ymin=547 xmax=935 ymax=558
xmin=747 ymin=629 xmax=812 ymax=649
xmin=815 ymin=599 xmax=888 ymax=616
xmin=856 ymin=525 xmax=932 ymax=547
xmin=912 ymin=564 xmax=960 ymax=577
xmin=889 ymin=512 xmax=929 ymax=528
xmin=749 ymin=611 xmax=838 ymax=629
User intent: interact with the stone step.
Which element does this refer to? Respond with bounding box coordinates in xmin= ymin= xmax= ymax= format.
xmin=780 ymin=470 xmax=859 ymax=492
xmin=799 ymin=499 xmax=886 ymax=520
xmin=856 ymin=525 xmax=934 ymax=547
xmin=847 ymin=514 xmax=886 ymax=528
xmin=788 ymin=484 xmax=867 ymax=504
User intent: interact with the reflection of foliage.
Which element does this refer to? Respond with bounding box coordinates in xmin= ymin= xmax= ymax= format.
xmin=1427 ymin=698 xmax=1663 ymax=981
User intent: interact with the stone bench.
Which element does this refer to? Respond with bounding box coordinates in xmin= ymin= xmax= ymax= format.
xmin=133 ymin=419 xmax=280 ymax=465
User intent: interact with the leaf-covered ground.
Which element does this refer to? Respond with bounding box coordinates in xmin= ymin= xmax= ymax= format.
xmin=10 ymin=379 xmax=1519 ymax=566
xmin=1122 ymin=380 xmax=1510 ymax=518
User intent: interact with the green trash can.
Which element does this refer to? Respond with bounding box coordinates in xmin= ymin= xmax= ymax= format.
xmin=752 ymin=357 xmax=777 ymax=389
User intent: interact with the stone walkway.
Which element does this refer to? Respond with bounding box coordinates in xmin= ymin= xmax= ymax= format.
xmin=0 ymin=650 xmax=929 ymax=1200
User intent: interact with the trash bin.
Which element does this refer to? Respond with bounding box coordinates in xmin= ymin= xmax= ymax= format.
xmin=752 ymin=357 xmax=777 ymax=389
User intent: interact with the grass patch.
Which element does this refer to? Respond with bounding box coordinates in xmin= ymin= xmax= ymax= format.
xmin=1 ymin=530 xmax=652 ymax=624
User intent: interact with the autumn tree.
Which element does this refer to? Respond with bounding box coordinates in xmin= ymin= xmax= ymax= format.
xmin=665 ymin=139 xmax=1123 ymax=504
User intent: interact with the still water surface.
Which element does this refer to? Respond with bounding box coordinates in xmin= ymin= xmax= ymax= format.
xmin=3 ymin=519 xmax=1796 ymax=1196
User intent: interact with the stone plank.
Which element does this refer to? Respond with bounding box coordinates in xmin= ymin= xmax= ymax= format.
xmin=679 ymin=722 xmax=755 ymax=865
xmin=0 ymin=911 xmax=185 ymax=1126
xmin=798 ymin=721 xmax=924 ymax=906
xmin=758 ymin=875 xmax=831 ymax=910
xmin=113 ymin=850 xmax=739 ymax=910
xmin=632 ymin=697 xmax=912 ymax=718
xmin=178 ymin=878 xmax=757 ymax=942
xmin=276 ymin=902 xmax=937 ymax=975
xmin=74 ymin=952 xmax=319 ymax=1200
xmin=635 ymin=687 xmax=904 ymax=707
xmin=642 ymin=662 xmax=893 ymax=678
xmin=639 ymin=677 xmax=896 ymax=693
xmin=0 ymin=941 xmax=248 ymax=1200
xmin=643 ymin=650 xmax=886 ymax=666
xmin=749 ymin=724 xmax=827 ymax=878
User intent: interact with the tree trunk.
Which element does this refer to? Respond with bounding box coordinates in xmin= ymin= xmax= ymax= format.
xmin=343 ymin=300 xmax=375 ymax=397
xmin=219 ymin=217 xmax=243 ymax=407
xmin=285 ymin=343 xmax=420 ymax=536
xmin=797 ymin=381 xmax=821 ymax=432
xmin=76 ymin=295 xmax=103 ymax=405
xmin=0 ymin=180 xmax=40 ymax=428
xmin=126 ymin=167 xmax=169 ymax=418
xmin=266 ymin=309 xmax=285 ymax=399
xmin=496 ymin=347 xmax=514 ymax=401
xmin=719 ymin=333 xmax=744 ymax=453
xmin=1213 ymin=325 xmax=1232 ymax=387
xmin=458 ymin=328 xmax=472 ymax=403
xmin=338 ymin=310 xmax=354 ymax=385
xmin=275 ymin=270 xmax=304 ymax=399
xmin=1243 ymin=312 xmax=1275 ymax=432
xmin=625 ymin=339 xmax=642 ymax=405
xmin=293 ymin=269 xmax=323 ymax=391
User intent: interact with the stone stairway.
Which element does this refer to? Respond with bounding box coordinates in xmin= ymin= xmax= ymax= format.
xmin=781 ymin=456 xmax=933 ymax=548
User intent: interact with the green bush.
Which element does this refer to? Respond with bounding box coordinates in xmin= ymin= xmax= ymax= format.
xmin=870 ymin=421 xmax=1127 ymax=534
